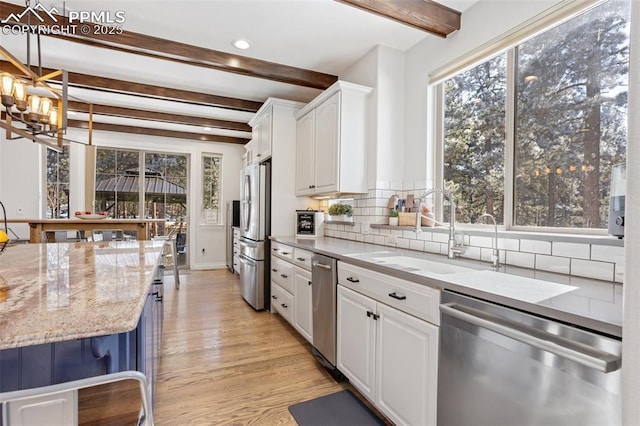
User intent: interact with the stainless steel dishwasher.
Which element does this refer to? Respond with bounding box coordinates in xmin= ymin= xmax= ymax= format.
xmin=438 ymin=290 xmax=622 ymax=426
xmin=311 ymin=253 xmax=339 ymax=375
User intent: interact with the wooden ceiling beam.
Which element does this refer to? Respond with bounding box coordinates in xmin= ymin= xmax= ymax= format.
xmin=68 ymin=120 xmax=250 ymax=145
xmin=67 ymin=101 xmax=252 ymax=132
xmin=0 ymin=1 xmax=338 ymax=90
xmin=336 ymin=0 xmax=460 ymax=38
xmin=0 ymin=61 xmax=262 ymax=112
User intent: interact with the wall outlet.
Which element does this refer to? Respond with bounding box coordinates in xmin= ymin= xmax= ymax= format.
xmin=387 ymin=234 xmax=397 ymax=244
xmin=201 ymin=248 xmax=205 ymax=255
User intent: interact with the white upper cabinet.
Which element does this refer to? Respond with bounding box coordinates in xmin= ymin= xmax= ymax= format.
xmin=295 ymin=81 xmax=372 ymax=196
xmin=249 ymin=104 xmax=273 ymax=163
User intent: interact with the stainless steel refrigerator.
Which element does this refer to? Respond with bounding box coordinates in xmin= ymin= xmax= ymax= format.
xmin=225 ymin=200 xmax=240 ymax=272
xmin=238 ymin=161 xmax=270 ymax=310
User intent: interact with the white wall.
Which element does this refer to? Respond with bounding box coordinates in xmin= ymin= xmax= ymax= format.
xmin=0 ymin=135 xmax=44 ymax=238
xmin=622 ymin=1 xmax=640 ymax=422
xmin=341 ymin=44 xmax=406 ymax=189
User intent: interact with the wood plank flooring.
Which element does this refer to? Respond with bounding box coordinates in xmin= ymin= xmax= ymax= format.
xmin=154 ymin=269 xmax=386 ymax=425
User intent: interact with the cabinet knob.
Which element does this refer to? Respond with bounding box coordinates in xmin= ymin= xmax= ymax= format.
xmin=297 ymin=257 xmax=305 ymax=261
xmin=257 ymin=153 xmax=261 ymax=157
xmin=308 ymin=281 xmax=312 ymax=286
xmin=272 ymin=295 xmax=278 ymax=299
xmin=346 ymin=277 xmax=359 ymax=283
xmin=281 ymin=274 xmax=288 ymax=278
xmin=282 ymin=251 xmax=290 ymax=255
xmin=281 ymin=303 xmax=288 ymax=309
xmin=272 ymin=268 xmax=278 ymax=272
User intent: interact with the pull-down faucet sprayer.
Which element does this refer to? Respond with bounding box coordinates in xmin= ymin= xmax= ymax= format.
xmin=415 ymin=188 xmax=464 ymax=259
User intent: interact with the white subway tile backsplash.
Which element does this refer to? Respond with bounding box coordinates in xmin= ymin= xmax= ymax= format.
xmin=378 ymin=228 xmax=390 ymax=236
xmin=591 ymin=244 xmax=624 ymax=262
xmin=571 ymin=259 xmax=614 ymax=282
xmin=535 ymin=254 xmax=570 ymax=275
xmin=391 ymin=229 xmax=403 ymax=237
xmin=552 ymin=242 xmax=590 ymax=259
xmin=520 ymin=239 xmax=552 ymax=255
xmin=374 ymin=235 xmax=386 ymax=245
xmin=397 ymin=238 xmax=410 ymax=249
xmin=376 ymin=181 xmax=390 ymax=190
xmin=497 ymin=238 xmax=520 ymax=251
xmin=461 ymin=246 xmax=481 ymax=261
xmin=410 ymin=240 xmax=425 ymax=252
xmin=505 ymin=251 xmax=536 ymax=269
xmin=355 ymin=234 xmax=364 ymax=242
xmin=424 ymin=242 xmax=441 ymax=254
xmin=432 ymin=232 xmax=449 ymax=243
xmin=417 ymin=231 xmax=432 ymax=241
xmin=469 ymin=235 xmax=494 ymax=249
xmin=402 ymin=231 xmax=416 ymax=240
xmin=364 ymin=234 xmax=375 ymax=244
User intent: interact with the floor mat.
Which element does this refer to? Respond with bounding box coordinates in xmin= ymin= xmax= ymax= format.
xmin=288 ymin=390 xmax=385 ymax=426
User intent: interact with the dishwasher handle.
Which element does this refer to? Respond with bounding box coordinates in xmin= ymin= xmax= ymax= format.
xmin=440 ymin=303 xmax=621 ymax=373
xmin=312 ymin=262 xmax=332 ymax=270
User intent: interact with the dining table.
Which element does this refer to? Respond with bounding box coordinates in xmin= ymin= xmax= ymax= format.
xmin=6 ymin=218 xmax=167 ymax=243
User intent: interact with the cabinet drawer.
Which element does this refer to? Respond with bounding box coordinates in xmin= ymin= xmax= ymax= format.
xmin=270 ymin=256 xmax=295 ymax=293
xmin=338 ymin=262 xmax=440 ymax=325
xmin=271 ymin=282 xmax=294 ymax=324
xmin=271 ymin=242 xmax=294 ymax=261
xmin=293 ymin=248 xmax=313 ymax=271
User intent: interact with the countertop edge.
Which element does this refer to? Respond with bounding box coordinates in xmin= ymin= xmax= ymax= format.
xmin=269 ymin=236 xmax=622 ymax=339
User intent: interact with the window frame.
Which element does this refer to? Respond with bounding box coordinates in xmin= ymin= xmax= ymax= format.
xmin=432 ymin=0 xmax=625 ymax=236
xmin=201 ymin=153 xmax=223 ymax=226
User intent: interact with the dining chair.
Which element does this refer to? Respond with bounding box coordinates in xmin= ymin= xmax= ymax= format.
xmin=0 ymin=370 xmax=153 ymax=426
xmin=91 ymin=229 xmax=124 ymax=242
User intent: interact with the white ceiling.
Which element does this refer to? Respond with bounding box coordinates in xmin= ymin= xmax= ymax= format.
xmin=2 ymin=0 xmax=479 ymax=139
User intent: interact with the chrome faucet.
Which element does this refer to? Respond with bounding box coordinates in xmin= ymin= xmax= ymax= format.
xmin=415 ymin=188 xmax=464 ymax=259
xmin=477 ymin=213 xmax=500 ymax=268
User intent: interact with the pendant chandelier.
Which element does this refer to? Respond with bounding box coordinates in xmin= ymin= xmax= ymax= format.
xmin=0 ymin=1 xmax=68 ymax=152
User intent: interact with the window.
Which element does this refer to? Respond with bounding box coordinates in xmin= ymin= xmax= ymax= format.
xmin=95 ymin=148 xmax=140 ymax=218
xmin=46 ymin=145 xmax=70 ymax=218
xmin=202 ymin=154 xmax=222 ymax=224
xmin=439 ymin=0 xmax=629 ymax=231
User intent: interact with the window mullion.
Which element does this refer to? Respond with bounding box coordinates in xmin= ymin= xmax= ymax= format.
xmin=504 ymin=48 xmax=516 ymax=230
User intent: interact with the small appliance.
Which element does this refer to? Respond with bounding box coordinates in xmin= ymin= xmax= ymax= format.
xmin=608 ymin=163 xmax=626 ymax=238
xmin=296 ymin=209 xmax=324 ymax=238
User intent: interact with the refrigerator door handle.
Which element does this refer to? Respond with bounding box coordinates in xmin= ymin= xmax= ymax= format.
xmin=440 ymin=303 xmax=621 ymax=373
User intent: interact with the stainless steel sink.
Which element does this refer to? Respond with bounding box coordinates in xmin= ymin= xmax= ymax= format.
xmin=370 ymin=255 xmax=474 ymax=275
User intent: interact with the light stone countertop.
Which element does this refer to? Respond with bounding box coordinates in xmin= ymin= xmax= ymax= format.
xmin=270 ymin=236 xmax=623 ymax=338
xmin=0 ymin=240 xmax=165 ymax=350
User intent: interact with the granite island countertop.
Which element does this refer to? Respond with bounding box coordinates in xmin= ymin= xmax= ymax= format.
xmin=270 ymin=236 xmax=622 ymax=338
xmin=0 ymin=240 xmax=165 ymax=350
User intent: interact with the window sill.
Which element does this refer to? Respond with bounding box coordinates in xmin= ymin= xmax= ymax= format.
xmin=370 ymin=224 xmax=624 ymax=247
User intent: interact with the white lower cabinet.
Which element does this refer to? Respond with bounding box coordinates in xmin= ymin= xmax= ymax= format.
xmin=337 ymin=284 xmax=439 ymax=426
xmin=293 ymin=266 xmax=313 ymax=343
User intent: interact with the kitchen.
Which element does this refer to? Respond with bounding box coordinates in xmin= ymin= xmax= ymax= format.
xmin=0 ymin=0 xmax=639 ymax=424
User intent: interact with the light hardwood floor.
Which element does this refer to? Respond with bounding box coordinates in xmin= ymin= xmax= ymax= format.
xmin=154 ymin=269 xmax=384 ymax=425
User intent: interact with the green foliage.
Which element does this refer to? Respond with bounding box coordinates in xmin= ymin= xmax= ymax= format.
xmin=328 ymin=203 xmax=353 ymax=217
xmin=443 ymin=0 xmax=629 ymax=229
xmin=390 ymin=209 xmax=399 ymax=217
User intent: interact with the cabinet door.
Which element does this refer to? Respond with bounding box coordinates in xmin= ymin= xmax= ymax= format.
xmin=293 ymin=266 xmax=313 ymax=343
xmin=314 ymin=91 xmax=340 ymax=194
xmin=376 ymin=303 xmax=438 ymax=426
xmin=337 ymin=285 xmax=376 ymax=401
xmin=295 ymin=110 xmax=315 ymax=195
xmin=254 ymin=106 xmax=273 ymax=162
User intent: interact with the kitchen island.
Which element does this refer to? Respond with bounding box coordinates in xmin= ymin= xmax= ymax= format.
xmin=0 ymin=240 xmax=165 ymax=393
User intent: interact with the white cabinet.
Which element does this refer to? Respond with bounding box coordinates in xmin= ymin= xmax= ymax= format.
xmin=295 ymin=81 xmax=372 ymax=196
xmin=250 ymin=104 xmax=273 ymax=162
xmin=337 ymin=264 xmax=440 ymax=426
xmin=270 ymin=243 xmax=313 ymax=344
xmin=293 ymin=266 xmax=313 ymax=343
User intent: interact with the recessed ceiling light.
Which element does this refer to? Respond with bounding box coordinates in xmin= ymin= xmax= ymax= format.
xmin=232 ymin=39 xmax=251 ymax=50
xmin=203 ymin=126 xmax=212 ymax=131
xmin=68 ymin=111 xmax=77 ymax=115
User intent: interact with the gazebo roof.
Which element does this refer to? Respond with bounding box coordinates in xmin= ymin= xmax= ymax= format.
xmin=95 ymin=169 xmax=186 ymax=202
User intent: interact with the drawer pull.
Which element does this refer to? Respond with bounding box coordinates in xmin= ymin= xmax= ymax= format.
xmin=272 ymin=295 xmax=278 ymax=300
xmin=297 ymin=257 xmax=306 ymax=261
xmin=388 ymin=292 xmax=407 ymax=301
xmin=308 ymin=280 xmax=312 ymax=286
xmin=366 ymin=311 xmax=379 ymax=320
xmin=281 ymin=274 xmax=288 ymax=279
xmin=282 ymin=251 xmax=290 ymax=255
xmin=272 ymin=268 xmax=278 ymax=272
xmin=346 ymin=277 xmax=359 ymax=283
xmin=273 ymin=248 xmax=279 ymax=252
xmin=281 ymin=303 xmax=288 ymax=309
